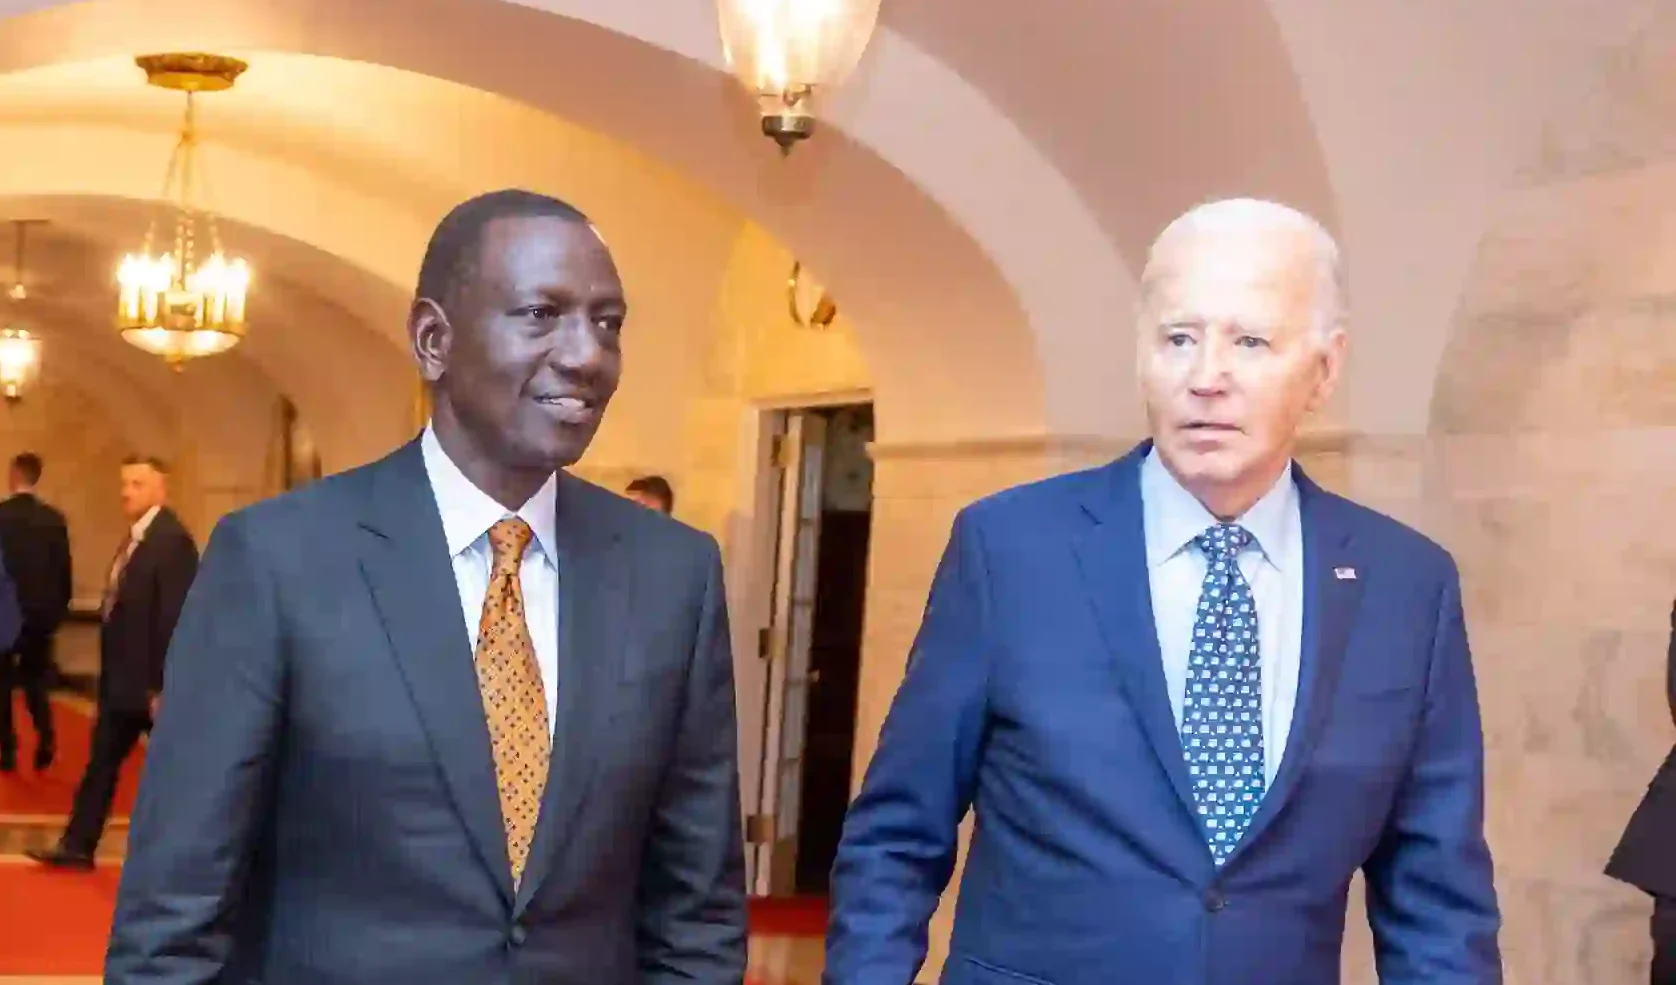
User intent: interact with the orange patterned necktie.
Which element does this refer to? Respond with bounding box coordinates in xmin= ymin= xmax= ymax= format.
xmin=474 ymin=517 xmax=550 ymax=886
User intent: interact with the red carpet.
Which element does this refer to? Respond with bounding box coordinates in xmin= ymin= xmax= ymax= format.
xmin=0 ymin=872 xmax=826 ymax=976
xmin=0 ymin=693 xmax=143 ymax=819
xmin=0 ymin=861 xmax=122 ymax=974
xmin=748 ymin=895 xmax=828 ymax=937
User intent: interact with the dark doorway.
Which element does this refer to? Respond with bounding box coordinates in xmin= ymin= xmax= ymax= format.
xmin=792 ymin=402 xmax=873 ymax=892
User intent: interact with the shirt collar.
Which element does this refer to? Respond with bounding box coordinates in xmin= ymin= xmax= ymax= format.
xmin=1139 ymin=447 xmax=1298 ymax=572
xmin=421 ymin=425 xmax=558 ymax=562
xmin=130 ymin=504 xmax=162 ymax=543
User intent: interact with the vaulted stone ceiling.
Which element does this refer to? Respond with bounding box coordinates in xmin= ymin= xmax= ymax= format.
xmin=0 ymin=0 xmax=1656 ymax=443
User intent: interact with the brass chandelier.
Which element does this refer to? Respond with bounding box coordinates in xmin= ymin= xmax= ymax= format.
xmin=116 ymin=53 xmax=251 ymax=369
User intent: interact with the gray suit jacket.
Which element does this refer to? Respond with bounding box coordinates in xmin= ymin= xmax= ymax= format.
xmin=106 ymin=440 xmax=747 ymax=985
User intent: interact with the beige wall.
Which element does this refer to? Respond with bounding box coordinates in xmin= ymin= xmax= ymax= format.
xmin=0 ymin=377 xmax=158 ymax=602
xmin=1408 ymin=159 xmax=1676 ymax=982
xmin=664 ymin=224 xmax=875 ymax=843
xmin=0 ymin=351 xmax=292 ymax=603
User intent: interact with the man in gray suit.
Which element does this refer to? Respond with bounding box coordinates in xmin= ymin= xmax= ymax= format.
xmin=106 ymin=189 xmax=747 ymax=985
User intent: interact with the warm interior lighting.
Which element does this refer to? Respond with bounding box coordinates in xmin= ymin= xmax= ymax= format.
xmin=716 ymin=0 xmax=882 ymax=152
xmin=116 ymin=53 xmax=252 ymax=369
xmin=0 ymin=327 xmax=42 ymax=404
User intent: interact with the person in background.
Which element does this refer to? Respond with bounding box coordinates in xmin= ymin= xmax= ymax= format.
xmin=28 ymin=455 xmax=198 ymax=869
xmin=0 ymin=529 xmax=23 ymax=761
xmin=825 ymin=198 xmax=1501 ymax=985
xmin=0 ymin=452 xmax=70 ymax=772
xmin=625 ymin=474 xmax=674 ymax=515
xmin=1606 ymin=598 xmax=1676 ymax=984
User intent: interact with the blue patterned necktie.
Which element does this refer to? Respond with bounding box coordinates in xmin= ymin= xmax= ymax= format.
xmin=1180 ymin=522 xmax=1265 ymax=864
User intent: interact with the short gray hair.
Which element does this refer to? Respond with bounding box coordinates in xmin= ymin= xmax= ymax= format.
xmin=1138 ymin=197 xmax=1347 ymax=342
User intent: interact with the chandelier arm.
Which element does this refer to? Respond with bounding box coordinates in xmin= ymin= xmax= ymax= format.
xmin=146 ymin=124 xmax=187 ymax=259
xmin=178 ymin=93 xmax=198 ymax=283
xmin=196 ymin=149 xmax=226 ymax=255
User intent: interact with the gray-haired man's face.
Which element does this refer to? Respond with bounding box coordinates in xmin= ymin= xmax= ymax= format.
xmin=1136 ymin=222 xmax=1344 ymax=516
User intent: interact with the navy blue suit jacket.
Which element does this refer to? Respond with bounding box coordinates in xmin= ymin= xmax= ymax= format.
xmin=826 ymin=443 xmax=1500 ymax=985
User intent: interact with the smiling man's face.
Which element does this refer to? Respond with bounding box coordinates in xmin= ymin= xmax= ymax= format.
xmin=422 ymin=214 xmax=627 ymax=475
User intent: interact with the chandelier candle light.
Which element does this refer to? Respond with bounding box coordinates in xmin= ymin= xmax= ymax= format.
xmin=0 ymin=328 xmax=40 ymax=404
xmin=0 ymin=219 xmax=44 ymax=404
xmin=716 ymin=0 xmax=883 ymax=153
xmin=116 ymin=53 xmax=252 ymax=369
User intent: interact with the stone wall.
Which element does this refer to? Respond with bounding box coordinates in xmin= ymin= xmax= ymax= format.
xmin=0 ymin=353 xmax=298 ymax=604
xmin=0 ymin=377 xmax=162 ymax=602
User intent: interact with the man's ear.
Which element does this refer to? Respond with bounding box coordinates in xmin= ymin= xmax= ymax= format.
xmin=409 ymin=298 xmax=451 ymax=383
xmin=1305 ymin=327 xmax=1348 ymax=413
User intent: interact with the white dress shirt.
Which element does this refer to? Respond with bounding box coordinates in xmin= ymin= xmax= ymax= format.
xmin=107 ymin=503 xmax=162 ymax=586
xmin=1141 ymin=448 xmax=1304 ymax=785
xmin=420 ymin=426 xmax=560 ymax=735
xmin=129 ymin=503 xmax=162 ymax=544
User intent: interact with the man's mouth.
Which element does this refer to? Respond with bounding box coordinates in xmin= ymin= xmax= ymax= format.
xmin=533 ymin=394 xmax=598 ymax=424
xmin=1183 ymin=421 xmax=1240 ymax=433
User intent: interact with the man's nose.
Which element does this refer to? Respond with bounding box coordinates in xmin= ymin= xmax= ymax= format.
xmin=1187 ymin=340 xmax=1230 ymax=394
xmin=551 ymin=317 xmax=606 ymax=372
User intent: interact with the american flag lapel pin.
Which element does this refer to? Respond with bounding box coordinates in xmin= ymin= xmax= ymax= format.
xmin=1333 ymin=566 xmax=1357 ymax=580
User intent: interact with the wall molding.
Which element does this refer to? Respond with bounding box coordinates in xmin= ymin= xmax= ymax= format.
xmin=867 ymin=426 xmax=1369 ymax=462
xmin=867 ymin=431 xmax=1129 ymax=462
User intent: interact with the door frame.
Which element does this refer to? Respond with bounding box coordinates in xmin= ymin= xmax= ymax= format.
xmin=736 ymin=390 xmax=871 ymax=895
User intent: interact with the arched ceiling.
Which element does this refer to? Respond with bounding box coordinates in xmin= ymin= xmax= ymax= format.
xmin=884 ymin=0 xmax=1336 ymax=265
xmin=0 ymin=0 xmax=1655 ymax=446
xmin=11 ymin=332 xmax=177 ymax=456
xmin=0 ymin=0 xmax=1075 ymax=445
xmin=1434 ymin=5 xmax=1676 ymax=436
xmin=0 ymin=206 xmax=413 ymax=468
xmin=1265 ymin=0 xmax=1653 ymax=434
xmin=884 ymin=0 xmax=1653 ymax=436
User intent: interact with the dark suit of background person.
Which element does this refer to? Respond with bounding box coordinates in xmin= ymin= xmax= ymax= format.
xmin=1607 ymin=599 xmax=1676 ymax=984
xmin=0 ymin=456 xmax=71 ymax=772
xmin=104 ymin=190 xmax=747 ymax=985
xmin=0 ymin=548 xmax=25 ymax=711
xmin=29 ymin=459 xmax=199 ymax=869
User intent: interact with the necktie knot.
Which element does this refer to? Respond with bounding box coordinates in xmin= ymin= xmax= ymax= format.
xmin=1195 ymin=523 xmax=1252 ymax=561
xmin=488 ymin=517 xmax=534 ymax=576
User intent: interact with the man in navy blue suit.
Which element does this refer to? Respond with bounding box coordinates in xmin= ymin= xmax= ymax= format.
xmin=825 ymin=198 xmax=1501 ymax=985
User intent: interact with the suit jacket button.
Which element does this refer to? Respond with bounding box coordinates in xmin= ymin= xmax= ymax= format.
xmin=509 ymin=925 xmax=527 ymax=946
xmin=1204 ymin=890 xmax=1227 ymax=912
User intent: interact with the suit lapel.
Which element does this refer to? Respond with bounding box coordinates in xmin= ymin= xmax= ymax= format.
xmin=514 ymin=473 xmax=634 ymax=915
xmin=356 ymin=441 xmax=515 ymax=905
xmin=1071 ymin=444 xmax=1200 ymax=823
xmin=1227 ymin=471 xmax=1363 ymax=864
